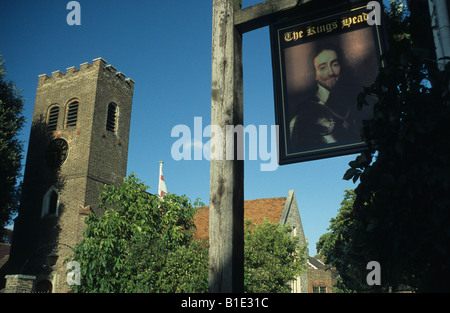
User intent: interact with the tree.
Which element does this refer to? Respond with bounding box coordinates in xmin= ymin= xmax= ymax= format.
xmin=244 ymin=218 xmax=307 ymax=293
xmin=68 ymin=174 xmax=306 ymax=293
xmin=67 ymin=173 xmax=200 ymax=292
xmin=317 ymin=190 xmax=376 ymax=292
xmin=129 ymin=218 xmax=306 ymax=293
xmin=341 ymin=1 xmax=450 ymax=292
xmin=145 ymin=239 xmax=209 ymax=293
xmin=0 ymin=54 xmax=25 ymax=242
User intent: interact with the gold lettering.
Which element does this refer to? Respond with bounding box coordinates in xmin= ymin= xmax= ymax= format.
xmin=306 ymin=26 xmax=316 ymax=36
xmin=284 ymin=30 xmax=304 ymax=42
xmin=284 ymin=32 xmax=293 ymax=42
xmin=327 ymin=22 xmax=337 ymax=33
xmin=342 ymin=17 xmax=352 ymax=28
xmin=294 ymin=31 xmax=303 ymax=40
xmin=341 ymin=13 xmax=368 ymax=29
xmin=283 ymin=19 xmax=342 ymax=41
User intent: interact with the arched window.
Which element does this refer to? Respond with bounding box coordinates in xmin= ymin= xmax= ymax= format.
xmin=47 ymin=106 xmax=59 ymax=131
xmin=66 ymin=100 xmax=79 ymax=127
xmin=106 ymin=102 xmax=118 ymax=133
xmin=41 ymin=187 xmax=60 ymax=218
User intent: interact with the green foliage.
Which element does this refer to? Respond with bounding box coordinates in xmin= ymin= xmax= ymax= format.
xmin=317 ymin=190 xmax=375 ymax=292
xmin=0 ymin=54 xmax=25 ymax=240
xmin=68 ymin=177 xmax=306 ymax=293
xmin=154 ymin=239 xmax=209 ymax=293
xmin=118 ymin=237 xmax=209 ymax=293
xmin=339 ymin=1 xmax=450 ymax=292
xmin=244 ymin=218 xmax=307 ymax=293
xmin=153 ymin=218 xmax=307 ymax=293
xmin=67 ymin=173 xmax=199 ymax=292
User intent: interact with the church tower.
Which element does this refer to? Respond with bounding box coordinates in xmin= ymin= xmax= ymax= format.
xmin=6 ymin=58 xmax=134 ymax=292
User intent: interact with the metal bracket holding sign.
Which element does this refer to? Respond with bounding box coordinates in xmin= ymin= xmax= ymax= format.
xmin=271 ymin=1 xmax=386 ymax=165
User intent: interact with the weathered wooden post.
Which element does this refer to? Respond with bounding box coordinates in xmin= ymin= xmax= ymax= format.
xmin=209 ymin=0 xmax=310 ymax=293
xmin=209 ymin=0 xmax=244 ymax=293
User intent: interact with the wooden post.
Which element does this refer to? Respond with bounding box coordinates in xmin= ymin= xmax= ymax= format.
xmin=208 ymin=0 xmax=312 ymax=293
xmin=428 ymin=0 xmax=450 ymax=71
xmin=209 ymin=0 xmax=244 ymax=293
xmin=234 ymin=0 xmax=306 ymax=33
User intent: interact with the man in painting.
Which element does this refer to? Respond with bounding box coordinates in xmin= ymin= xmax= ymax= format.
xmin=289 ymin=42 xmax=363 ymax=150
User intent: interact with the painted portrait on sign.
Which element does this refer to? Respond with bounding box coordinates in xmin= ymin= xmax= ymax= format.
xmin=271 ymin=3 xmax=385 ymax=164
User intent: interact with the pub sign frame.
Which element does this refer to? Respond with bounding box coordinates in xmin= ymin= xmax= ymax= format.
xmin=271 ymin=1 xmax=386 ymax=165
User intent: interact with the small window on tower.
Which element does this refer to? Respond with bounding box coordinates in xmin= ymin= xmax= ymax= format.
xmin=66 ymin=101 xmax=79 ymax=127
xmin=41 ymin=186 xmax=60 ymax=218
xmin=106 ymin=102 xmax=118 ymax=133
xmin=47 ymin=106 xmax=59 ymax=131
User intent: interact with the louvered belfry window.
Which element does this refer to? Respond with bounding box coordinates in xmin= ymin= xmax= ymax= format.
xmin=106 ymin=102 xmax=118 ymax=133
xmin=47 ymin=106 xmax=59 ymax=131
xmin=66 ymin=101 xmax=79 ymax=127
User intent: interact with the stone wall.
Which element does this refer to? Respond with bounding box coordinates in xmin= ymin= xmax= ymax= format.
xmin=4 ymin=275 xmax=35 ymax=293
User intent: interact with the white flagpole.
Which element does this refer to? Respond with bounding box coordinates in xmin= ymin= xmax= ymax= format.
xmin=158 ymin=161 xmax=167 ymax=198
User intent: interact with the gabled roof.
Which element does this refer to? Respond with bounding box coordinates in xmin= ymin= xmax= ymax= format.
xmin=194 ymin=195 xmax=292 ymax=240
xmin=308 ymin=256 xmax=328 ymax=270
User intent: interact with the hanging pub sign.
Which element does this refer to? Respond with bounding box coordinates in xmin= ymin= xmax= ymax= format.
xmin=270 ymin=1 xmax=386 ymax=165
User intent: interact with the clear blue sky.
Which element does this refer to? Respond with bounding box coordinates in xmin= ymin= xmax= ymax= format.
xmin=0 ymin=0 xmax=363 ymax=254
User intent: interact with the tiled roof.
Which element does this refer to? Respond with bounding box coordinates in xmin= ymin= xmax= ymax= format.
xmin=194 ymin=197 xmax=287 ymax=240
xmin=308 ymin=256 xmax=327 ymax=270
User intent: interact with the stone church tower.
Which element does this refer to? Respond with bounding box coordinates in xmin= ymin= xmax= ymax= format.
xmin=5 ymin=58 xmax=134 ymax=292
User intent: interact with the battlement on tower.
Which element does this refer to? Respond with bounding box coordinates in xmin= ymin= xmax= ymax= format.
xmin=37 ymin=57 xmax=135 ymax=89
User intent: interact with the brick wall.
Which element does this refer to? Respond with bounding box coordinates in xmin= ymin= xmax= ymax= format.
xmin=307 ymin=258 xmax=338 ymax=293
